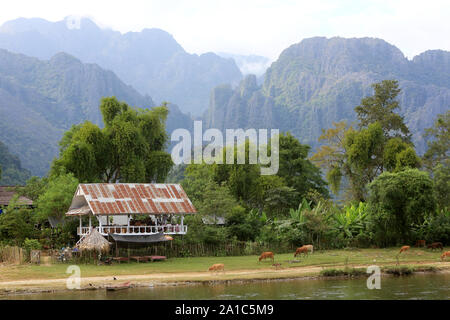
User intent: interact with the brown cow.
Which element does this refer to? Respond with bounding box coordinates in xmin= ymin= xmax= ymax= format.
xmin=427 ymin=242 xmax=443 ymax=251
xmin=399 ymin=245 xmax=410 ymax=254
xmin=208 ymin=263 xmax=225 ymax=272
xmin=259 ymin=252 xmax=274 ymax=262
xmin=303 ymin=244 xmax=314 ymax=253
xmin=415 ymin=240 xmax=426 ymax=247
xmin=441 ymin=251 xmax=450 ymax=261
xmin=294 ymin=246 xmax=309 ymax=257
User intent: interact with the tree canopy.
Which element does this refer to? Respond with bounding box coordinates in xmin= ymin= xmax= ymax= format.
xmin=355 ymin=80 xmax=410 ymax=140
xmin=367 ymin=168 xmax=435 ymax=244
xmin=312 ymin=80 xmax=420 ymax=201
xmin=53 ymin=97 xmax=173 ymax=183
xmin=423 ymin=110 xmax=449 ymax=169
xmin=423 ymin=111 xmax=450 ymax=210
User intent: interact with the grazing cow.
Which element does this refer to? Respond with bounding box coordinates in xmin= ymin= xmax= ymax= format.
xmin=441 ymin=251 xmax=450 ymax=261
xmin=294 ymin=246 xmax=309 ymax=257
xmin=259 ymin=252 xmax=274 ymax=262
xmin=415 ymin=240 xmax=426 ymax=247
xmin=427 ymin=242 xmax=443 ymax=251
xmin=208 ymin=263 xmax=225 ymax=272
xmin=399 ymin=245 xmax=410 ymax=254
xmin=304 ymin=244 xmax=314 ymax=253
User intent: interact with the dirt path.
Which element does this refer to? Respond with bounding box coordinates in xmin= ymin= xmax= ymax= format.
xmin=1 ymin=261 xmax=448 ymax=294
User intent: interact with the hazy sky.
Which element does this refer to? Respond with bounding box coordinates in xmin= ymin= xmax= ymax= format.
xmin=1 ymin=0 xmax=449 ymax=60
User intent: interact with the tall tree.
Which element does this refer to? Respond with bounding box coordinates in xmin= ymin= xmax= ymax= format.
xmin=367 ymin=169 xmax=435 ymax=245
xmin=423 ymin=111 xmax=450 ymax=210
xmin=313 ymin=80 xmax=420 ymax=201
xmin=310 ymin=121 xmax=349 ymax=196
xmin=355 ymin=80 xmax=410 ymax=140
xmin=423 ymin=110 xmax=449 ymax=169
xmin=312 ymin=122 xmax=385 ymax=201
xmin=53 ymin=97 xmax=173 ymax=183
xmin=35 ymin=172 xmax=79 ymax=220
xmin=277 ymin=132 xmax=328 ymax=198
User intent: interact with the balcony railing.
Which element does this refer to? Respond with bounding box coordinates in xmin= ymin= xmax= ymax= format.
xmin=77 ymin=225 xmax=187 ymax=236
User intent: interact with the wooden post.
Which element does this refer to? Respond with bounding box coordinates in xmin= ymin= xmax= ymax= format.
xmin=79 ymin=215 xmax=82 ymax=234
xmin=180 ymin=214 xmax=184 ymax=234
xmin=89 ymin=214 xmax=92 ymax=229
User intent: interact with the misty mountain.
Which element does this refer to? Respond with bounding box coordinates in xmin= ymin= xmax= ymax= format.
xmin=0 ymin=17 xmax=243 ymax=116
xmin=217 ymin=52 xmax=271 ymax=79
xmin=0 ymin=49 xmax=192 ymax=177
xmin=206 ymin=37 xmax=450 ymax=153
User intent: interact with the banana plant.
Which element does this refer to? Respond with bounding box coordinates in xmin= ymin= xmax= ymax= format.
xmin=332 ymin=202 xmax=368 ymax=238
xmin=289 ymin=198 xmax=311 ymax=224
xmin=248 ymin=208 xmax=269 ymax=224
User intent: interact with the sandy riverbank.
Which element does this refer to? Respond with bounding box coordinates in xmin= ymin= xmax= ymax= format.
xmin=1 ymin=260 xmax=449 ymax=297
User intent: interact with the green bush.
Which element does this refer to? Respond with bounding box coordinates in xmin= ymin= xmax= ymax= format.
xmin=413 ymin=210 xmax=450 ymax=244
xmin=23 ymin=238 xmax=42 ymax=251
xmin=320 ymin=268 xmax=366 ymax=277
xmin=367 ymin=169 xmax=436 ymax=246
xmin=382 ymin=266 xmax=413 ymax=276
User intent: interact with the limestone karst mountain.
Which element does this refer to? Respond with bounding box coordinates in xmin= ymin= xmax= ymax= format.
xmin=205 ymin=37 xmax=450 ymax=153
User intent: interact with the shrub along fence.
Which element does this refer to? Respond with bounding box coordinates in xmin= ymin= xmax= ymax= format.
xmin=114 ymin=241 xmax=298 ymax=258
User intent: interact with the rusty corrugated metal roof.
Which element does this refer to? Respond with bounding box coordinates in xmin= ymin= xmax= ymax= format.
xmin=66 ymin=183 xmax=196 ymax=216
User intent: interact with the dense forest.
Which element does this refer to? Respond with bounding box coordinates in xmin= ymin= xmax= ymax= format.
xmin=1 ymin=82 xmax=448 ymax=252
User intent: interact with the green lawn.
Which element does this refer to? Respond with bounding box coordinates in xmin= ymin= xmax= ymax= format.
xmin=0 ymin=247 xmax=447 ymax=282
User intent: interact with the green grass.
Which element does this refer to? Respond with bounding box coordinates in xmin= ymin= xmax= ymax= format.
xmin=0 ymin=247 xmax=446 ymax=282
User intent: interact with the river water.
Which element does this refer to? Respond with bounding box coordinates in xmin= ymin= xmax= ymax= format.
xmin=3 ymin=273 xmax=449 ymax=300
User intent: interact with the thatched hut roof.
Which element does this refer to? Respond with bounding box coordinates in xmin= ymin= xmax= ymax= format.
xmin=77 ymin=228 xmax=110 ymax=252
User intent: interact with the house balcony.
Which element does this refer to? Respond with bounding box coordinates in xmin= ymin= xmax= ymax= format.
xmin=77 ymin=224 xmax=187 ymax=236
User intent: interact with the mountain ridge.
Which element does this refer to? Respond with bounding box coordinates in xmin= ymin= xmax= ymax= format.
xmin=0 ymin=48 xmax=192 ymax=176
xmin=206 ymin=37 xmax=450 ymax=153
xmin=0 ymin=17 xmax=243 ymax=115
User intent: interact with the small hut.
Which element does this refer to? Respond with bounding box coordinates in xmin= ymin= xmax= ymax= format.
xmin=77 ymin=228 xmax=110 ymax=253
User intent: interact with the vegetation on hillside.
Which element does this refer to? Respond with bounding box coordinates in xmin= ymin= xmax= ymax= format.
xmin=0 ymin=140 xmax=31 ymax=185
xmin=0 ymin=79 xmax=448 ymax=253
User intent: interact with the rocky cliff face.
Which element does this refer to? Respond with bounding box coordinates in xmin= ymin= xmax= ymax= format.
xmin=205 ymin=37 xmax=450 ymax=153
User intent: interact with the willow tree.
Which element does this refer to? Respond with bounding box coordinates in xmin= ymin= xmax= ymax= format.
xmin=53 ymin=97 xmax=173 ymax=183
xmin=312 ymin=121 xmax=385 ymax=201
xmin=312 ymin=80 xmax=420 ymax=201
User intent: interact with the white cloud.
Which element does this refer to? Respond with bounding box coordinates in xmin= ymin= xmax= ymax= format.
xmin=0 ymin=0 xmax=449 ymax=60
